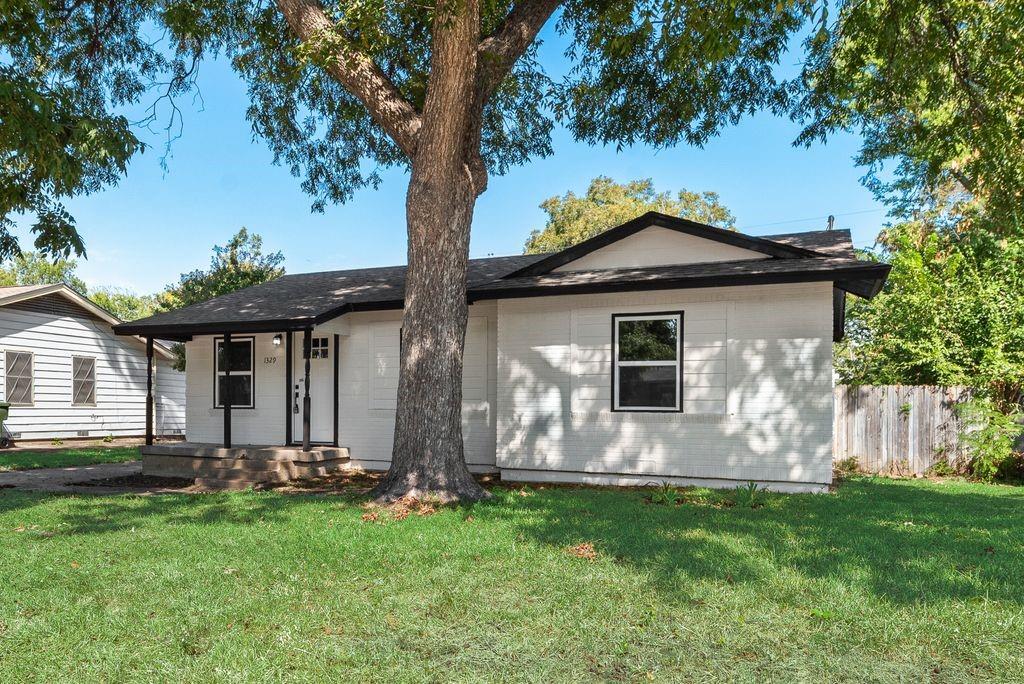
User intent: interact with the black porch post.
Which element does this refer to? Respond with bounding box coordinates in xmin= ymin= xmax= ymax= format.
xmin=302 ymin=328 xmax=312 ymax=451
xmin=223 ymin=332 xmax=232 ymax=449
xmin=333 ymin=333 xmax=340 ymax=448
xmin=285 ymin=331 xmax=293 ymax=446
xmin=145 ymin=337 xmax=154 ymax=446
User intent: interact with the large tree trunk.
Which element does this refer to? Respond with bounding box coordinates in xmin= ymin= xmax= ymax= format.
xmin=372 ymin=0 xmax=488 ymax=502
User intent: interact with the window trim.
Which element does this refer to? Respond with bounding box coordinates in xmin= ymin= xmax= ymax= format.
xmin=4 ymin=349 xmax=35 ymax=407
xmin=71 ymin=355 xmax=97 ymax=407
xmin=611 ymin=311 xmax=684 ymax=413
xmin=213 ymin=336 xmax=256 ymax=409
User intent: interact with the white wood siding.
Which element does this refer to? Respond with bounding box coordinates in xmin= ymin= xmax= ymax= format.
xmin=0 ymin=307 xmax=185 ymax=440
xmin=496 ymin=283 xmax=834 ymax=488
xmin=553 ymin=226 xmax=767 ymax=272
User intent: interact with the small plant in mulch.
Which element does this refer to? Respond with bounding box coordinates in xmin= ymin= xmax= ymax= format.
xmin=645 ymin=481 xmax=684 ymax=505
xmin=729 ymin=482 xmax=764 ymax=509
xmin=566 ymin=542 xmax=599 ymax=561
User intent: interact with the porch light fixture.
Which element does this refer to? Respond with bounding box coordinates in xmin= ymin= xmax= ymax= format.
xmin=272 ymin=334 xmax=282 ymax=347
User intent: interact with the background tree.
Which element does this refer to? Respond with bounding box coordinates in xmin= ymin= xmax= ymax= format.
xmin=0 ymin=0 xmax=198 ymax=260
xmin=524 ymin=176 xmax=736 ymax=253
xmin=90 ymin=288 xmax=158 ymax=322
xmin=786 ymin=0 xmax=1023 ymax=230
xmin=157 ymin=228 xmax=285 ymax=311
xmin=0 ymin=252 xmax=88 ymax=293
xmin=163 ymin=0 xmax=811 ymax=501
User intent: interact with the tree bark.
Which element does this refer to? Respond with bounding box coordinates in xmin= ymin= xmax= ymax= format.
xmin=372 ymin=0 xmax=489 ymax=502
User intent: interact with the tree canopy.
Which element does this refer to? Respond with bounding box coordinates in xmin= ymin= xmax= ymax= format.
xmin=524 ymin=176 xmax=735 ymax=253
xmin=0 ymin=252 xmax=87 ymax=293
xmin=787 ymin=0 xmax=1023 ymax=230
xmin=0 ymin=0 xmax=198 ymax=260
xmin=157 ymin=228 xmax=285 ymax=312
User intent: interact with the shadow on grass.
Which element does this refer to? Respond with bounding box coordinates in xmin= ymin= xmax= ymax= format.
xmin=2 ymin=476 xmax=1021 ymax=607
xmin=489 ymin=477 xmax=1024 ymax=605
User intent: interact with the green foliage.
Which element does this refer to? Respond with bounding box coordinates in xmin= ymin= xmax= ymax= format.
xmin=0 ymin=252 xmax=87 ymax=293
xmin=836 ymin=217 xmax=1024 ymax=410
xmin=0 ymin=0 xmax=199 ymax=260
xmin=524 ymin=176 xmax=736 ymax=253
xmin=157 ymin=228 xmax=285 ymax=312
xmin=786 ymin=0 xmax=1024 ymax=226
xmin=90 ymin=288 xmax=157 ymax=322
xmin=646 ymin=481 xmax=683 ymax=505
xmin=731 ymin=482 xmax=764 ymax=509
xmin=957 ymin=397 xmax=1023 ymax=482
xmin=161 ymin=2 xmax=811 ymax=213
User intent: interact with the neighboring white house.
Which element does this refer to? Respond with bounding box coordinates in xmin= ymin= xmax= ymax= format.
xmin=116 ymin=213 xmax=890 ymax=492
xmin=0 ymin=284 xmax=185 ymax=441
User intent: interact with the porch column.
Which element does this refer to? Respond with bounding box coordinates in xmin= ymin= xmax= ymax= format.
xmin=145 ymin=337 xmax=154 ymax=446
xmin=302 ymin=327 xmax=312 ymax=451
xmin=285 ymin=331 xmax=293 ymax=445
xmin=223 ymin=332 xmax=232 ymax=449
xmin=333 ymin=333 xmax=340 ymax=448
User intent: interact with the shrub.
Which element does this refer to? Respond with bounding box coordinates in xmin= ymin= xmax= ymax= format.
xmin=957 ymin=398 xmax=1023 ymax=481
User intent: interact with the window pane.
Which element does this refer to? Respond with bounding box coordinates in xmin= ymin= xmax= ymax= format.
xmin=72 ymin=358 xmax=96 ymax=405
xmin=618 ymin=319 xmax=677 ymax=361
xmin=218 ymin=375 xmax=252 ymax=407
xmin=618 ymin=366 xmax=677 ymax=408
xmin=6 ymin=352 xmax=32 ymax=404
xmin=217 ymin=340 xmax=252 ymax=372
xmin=8 ymin=377 xmax=31 ymax=405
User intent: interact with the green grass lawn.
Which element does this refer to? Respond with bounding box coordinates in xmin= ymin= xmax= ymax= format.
xmin=1 ymin=476 xmax=1022 ymax=682
xmin=0 ymin=446 xmax=139 ymax=471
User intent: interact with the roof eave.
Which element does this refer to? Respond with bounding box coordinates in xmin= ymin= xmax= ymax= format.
xmin=469 ymin=265 xmax=891 ymax=302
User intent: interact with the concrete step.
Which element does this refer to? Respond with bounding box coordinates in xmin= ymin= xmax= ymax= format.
xmin=200 ymin=468 xmax=292 ymax=483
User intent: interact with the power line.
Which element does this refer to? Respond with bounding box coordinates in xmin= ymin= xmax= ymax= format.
xmin=740 ymin=207 xmax=885 ymax=231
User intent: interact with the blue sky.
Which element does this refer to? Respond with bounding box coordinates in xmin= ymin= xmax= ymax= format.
xmin=16 ymin=29 xmax=886 ymax=295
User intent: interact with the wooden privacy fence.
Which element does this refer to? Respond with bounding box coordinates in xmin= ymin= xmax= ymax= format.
xmin=833 ymin=385 xmax=973 ymax=474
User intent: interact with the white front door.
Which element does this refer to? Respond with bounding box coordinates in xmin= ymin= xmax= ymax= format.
xmin=292 ymin=334 xmax=334 ymax=444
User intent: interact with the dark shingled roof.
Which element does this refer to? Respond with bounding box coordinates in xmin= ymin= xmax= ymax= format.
xmin=114 ymin=221 xmax=885 ymax=340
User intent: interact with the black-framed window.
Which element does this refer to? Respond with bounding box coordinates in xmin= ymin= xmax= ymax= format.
xmin=72 ymin=356 xmax=96 ymax=406
xmin=612 ymin=313 xmax=682 ymax=411
xmin=5 ymin=350 xmax=33 ymax=406
xmin=310 ymin=337 xmax=329 ymax=359
xmin=215 ymin=337 xmax=255 ymax=408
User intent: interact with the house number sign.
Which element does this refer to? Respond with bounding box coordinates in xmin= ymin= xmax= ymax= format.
xmin=264 ymin=356 xmax=277 ymax=365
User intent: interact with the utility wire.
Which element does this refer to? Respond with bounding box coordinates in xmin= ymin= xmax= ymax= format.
xmin=741 ymin=207 xmax=885 ymax=231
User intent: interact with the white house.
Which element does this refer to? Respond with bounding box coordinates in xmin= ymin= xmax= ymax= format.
xmin=115 ymin=213 xmax=889 ymax=492
xmin=0 ymin=284 xmax=185 ymax=442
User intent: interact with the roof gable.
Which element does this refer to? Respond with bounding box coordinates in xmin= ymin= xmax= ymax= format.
xmin=551 ymin=225 xmax=768 ymax=272
xmin=507 ymin=212 xmax=819 ymax=278
xmin=0 ymin=284 xmax=175 ymax=359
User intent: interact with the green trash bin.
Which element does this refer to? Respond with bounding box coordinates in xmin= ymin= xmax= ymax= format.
xmin=0 ymin=400 xmax=10 ymax=448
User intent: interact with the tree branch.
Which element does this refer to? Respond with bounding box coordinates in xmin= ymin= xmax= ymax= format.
xmin=477 ymin=0 xmax=561 ymax=100
xmin=276 ymin=0 xmax=422 ymax=157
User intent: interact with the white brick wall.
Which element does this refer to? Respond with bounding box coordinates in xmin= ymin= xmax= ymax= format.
xmin=495 ymin=283 xmax=834 ymax=488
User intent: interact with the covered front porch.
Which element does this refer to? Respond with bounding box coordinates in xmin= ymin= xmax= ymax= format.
xmin=140 ymin=441 xmax=351 ymax=489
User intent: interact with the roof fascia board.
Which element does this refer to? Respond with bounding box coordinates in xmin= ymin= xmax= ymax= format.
xmin=470 ymin=264 xmax=890 ymax=302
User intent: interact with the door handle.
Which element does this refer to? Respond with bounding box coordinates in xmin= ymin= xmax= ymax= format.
xmin=294 ymin=389 xmax=300 ymax=414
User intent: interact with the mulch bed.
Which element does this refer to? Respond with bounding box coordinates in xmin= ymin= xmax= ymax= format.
xmin=73 ymin=474 xmax=195 ymax=489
